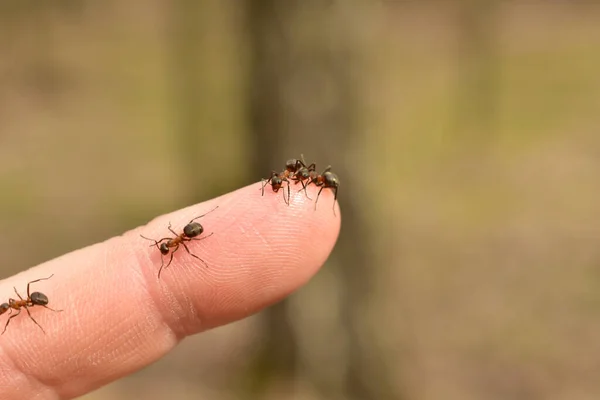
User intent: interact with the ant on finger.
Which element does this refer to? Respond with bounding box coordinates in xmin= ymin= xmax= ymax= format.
xmin=140 ymin=206 xmax=218 ymax=279
xmin=286 ymin=154 xmax=316 ymax=199
xmin=261 ymin=171 xmax=291 ymax=205
xmin=305 ymin=165 xmax=340 ymax=216
xmin=0 ymin=274 xmax=63 ymax=335
xmin=260 ymin=155 xmax=316 ymax=204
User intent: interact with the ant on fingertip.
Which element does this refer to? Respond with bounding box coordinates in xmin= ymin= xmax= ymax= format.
xmin=0 ymin=274 xmax=63 ymax=335
xmin=304 ymin=165 xmax=340 ymax=216
xmin=286 ymin=154 xmax=316 ymax=199
xmin=140 ymin=206 xmax=218 ymax=279
xmin=261 ymin=171 xmax=291 ymax=205
xmin=260 ymin=154 xmax=316 ymax=204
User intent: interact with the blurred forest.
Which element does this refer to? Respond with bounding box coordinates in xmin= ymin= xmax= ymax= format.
xmin=1 ymin=1 xmax=600 ymax=399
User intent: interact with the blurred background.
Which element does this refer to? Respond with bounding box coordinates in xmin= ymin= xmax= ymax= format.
xmin=1 ymin=1 xmax=600 ymax=399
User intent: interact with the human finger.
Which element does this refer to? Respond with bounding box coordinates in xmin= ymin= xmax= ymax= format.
xmin=0 ymin=181 xmax=341 ymax=399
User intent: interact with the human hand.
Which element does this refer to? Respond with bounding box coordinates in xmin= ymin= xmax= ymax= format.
xmin=0 ymin=182 xmax=340 ymax=399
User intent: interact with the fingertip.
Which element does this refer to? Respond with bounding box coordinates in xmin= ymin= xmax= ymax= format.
xmin=138 ymin=180 xmax=340 ymax=333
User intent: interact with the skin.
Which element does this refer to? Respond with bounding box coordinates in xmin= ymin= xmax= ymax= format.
xmin=0 ymin=181 xmax=341 ymax=400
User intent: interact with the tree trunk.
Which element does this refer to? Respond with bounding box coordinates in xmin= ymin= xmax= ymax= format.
xmin=244 ymin=0 xmax=299 ymax=396
xmin=244 ymin=1 xmax=396 ymax=399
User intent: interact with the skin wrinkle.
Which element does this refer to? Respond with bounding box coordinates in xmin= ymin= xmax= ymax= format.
xmin=53 ymin=287 xmax=109 ymax=380
xmin=0 ymin=182 xmax=340 ymax=399
xmin=56 ymin=266 xmax=93 ymax=374
xmin=125 ymin=240 xmax=184 ymax=341
xmin=131 ymin=228 xmax=218 ymax=337
xmin=153 ymin=281 xmax=189 ymax=338
xmin=0 ymin=345 xmax=58 ymax=399
xmin=0 ymin=344 xmax=32 ymax=394
xmin=93 ymin=248 xmax=181 ymax=379
xmin=249 ymin=219 xmax=274 ymax=255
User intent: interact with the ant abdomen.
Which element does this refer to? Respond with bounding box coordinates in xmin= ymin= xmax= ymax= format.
xmin=285 ymin=159 xmax=300 ymax=171
xmin=183 ymin=222 xmax=204 ymax=238
xmin=30 ymin=292 xmax=49 ymax=306
xmin=323 ymin=171 xmax=339 ymax=188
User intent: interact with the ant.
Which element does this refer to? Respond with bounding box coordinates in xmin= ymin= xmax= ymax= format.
xmin=286 ymin=155 xmax=316 ymax=199
xmin=261 ymin=171 xmax=291 ymax=205
xmin=304 ymin=165 xmax=340 ymax=216
xmin=261 ymin=155 xmax=316 ymax=204
xmin=0 ymin=274 xmax=63 ymax=335
xmin=140 ymin=206 xmax=218 ymax=279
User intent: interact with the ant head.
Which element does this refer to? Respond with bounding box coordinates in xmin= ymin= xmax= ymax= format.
xmin=184 ymin=222 xmax=204 ymax=238
xmin=271 ymin=175 xmax=283 ymax=190
xmin=159 ymin=243 xmax=170 ymax=255
xmin=0 ymin=303 xmax=9 ymax=313
xmin=323 ymin=171 xmax=339 ymax=188
xmin=30 ymin=292 xmax=49 ymax=306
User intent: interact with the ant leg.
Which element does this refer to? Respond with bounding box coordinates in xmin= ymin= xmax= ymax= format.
xmin=13 ymin=288 xmax=23 ymax=301
xmin=140 ymin=235 xmax=171 ymax=249
xmin=300 ymin=178 xmax=316 ymax=195
xmin=260 ymin=172 xmax=278 ymax=195
xmin=261 ymin=175 xmax=275 ymax=195
xmin=260 ymin=179 xmax=269 ymax=195
xmin=314 ymin=187 xmax=324 ymax=211
xmin=23 ymin=305 xmax=46 ymax=334
xmin=141 ymin=236 xmax=171 ymax=243
xmin=188 ymin=206 xmax=219 ymax=223
xmin=1 ymin=309 xmax=20 ymax=335
xmin=285 ymin=180 xmax=291 ymax=206
xmin=189 ymin=232 xmax=214 ymax=242
xmin=25 ymin=274 xmax=55 ymax=298
xmin=299 ymin=155 xmax=317 ymax=172
xmin=157 ymin=254 xmax=166 ymax=279
xmin=165 ymin=245 xmax=181 ymax=266
xmin=140 ymin=234 xmax=158 ymax=245
xmin=182 ymin=242 xmax=209 ymax=268
xmin=158 ymin=246 xmax=178 ymax=279
xmin=295 ymin=179 xmax=312 ymax=200
xmin=332 ymin=186 xmax=338 ymax=217
xmin=299 ymin=154 xmax=308 ymax=168
xmin=167 ymin=222 xmax=178 ymax=237
xmin=43 ymin=305 xmax=64 ymax=313
xmin=281 ymin=185 xmax=289 ymax=205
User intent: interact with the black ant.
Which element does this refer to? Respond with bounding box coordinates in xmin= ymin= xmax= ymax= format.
xmin=305 ymin=165 xmax=340 ymax=216
xmin=140 ymin=206 xmax=218 ymax=279
xmin=0 ymin=274 xmax=63 ymax=335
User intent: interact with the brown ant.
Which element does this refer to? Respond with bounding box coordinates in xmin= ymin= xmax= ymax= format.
xmin=261 ymin=171 xmax=291 ymax=205
xmin=140 ymin=206 xmax=218 ymax=279
xmin=305 ymin=165 xmax=340 ymax=216
xmin=261 ymin=155 xmax=316 ymax=203
xmin=0 ymin=274 xmax=63 ymax=335
xmin=286 ymin=155 xmax=316 ymax=199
